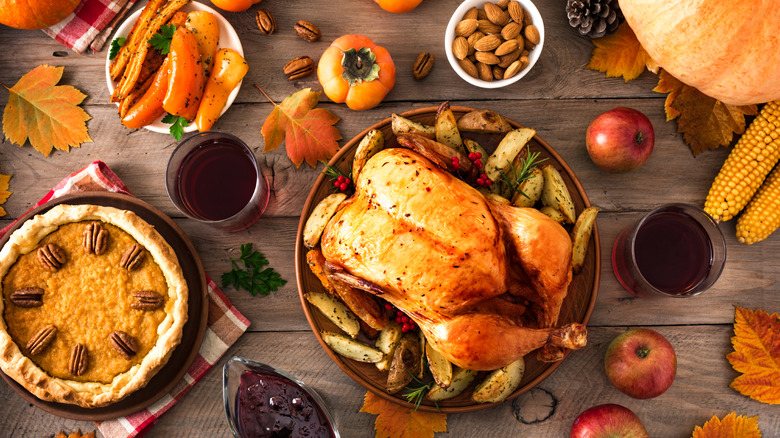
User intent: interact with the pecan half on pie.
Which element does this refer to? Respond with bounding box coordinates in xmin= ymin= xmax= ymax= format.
xmin=0 ymin=204 xmax=188 ymax=407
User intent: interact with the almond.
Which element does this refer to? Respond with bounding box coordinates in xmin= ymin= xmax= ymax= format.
xmin=458 ymin=58 xmax=479 ymax=78
xmin=463 ymin=6 xmax=479 ymax=20
xmin=467 ymin=31 xmax=485 ymax=53
xmin=524 ymin=24 xmax=540 ymax=46
xmin=455 ymin=19 xmax=478 ymax=37
xmin=475 ymin=51 xmax=500 ymax=65
xmin=503 ymin=59 xmax=523 ymax=79
xmin=496 ymin=0 xmax=511 ymax=9
xmin=507 ymin=1 xmax=524 ymax=24
xmin=477 ymin=62 xmax=493 ymax=82
xmin=474 ymin=34 xmax=502 ymax=52
xmin=453 ymin=36 xmax=469 ymax=60
xmin=501 ymin=21 xmax=522 ymax=40
xmin=484 ymin=2 xmax=509 ymax=26
xmin=494 ymin=39 xmax=519 ymax=57
xmin=492 ymin=65 xmax=505 ymax=80
xmin=498 ymin=49 xmax=521 ymax=68
xmin=477 ymin=19 xmax=502 ymax=34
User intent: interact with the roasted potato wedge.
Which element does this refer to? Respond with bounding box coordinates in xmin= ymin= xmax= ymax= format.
xmin=303 ymin=193 xmax=347 ymax=248
xmin=427 ymin=368 xmax=477 ymax=401
xmin=541 ymin=164 xmax=576 ymax=224
xmin=306 ymin=292 xmax=361 ymax=338
xmin=386 ymin=333 xmax=423 ymax=394
xmin=435 ymin=102 xmax=465 ymax=154
xmin=511 ymin=167 xmax=544 ymax=207
xmin=321 ymin=331 xmax=384 ymax=363
xmin=484 ymin=128 xmax=536 ymax=183
xmin=425 ymin=343 xmax=453 ymax=388
xmin=457 ymin=109 xmax=512 ymax=134
xmin=391 ymin=114 xmax=435 ymax=139
xmin=375 ymin=322 xmax=403 ymax=371
xmin=571 ymin=206 xmax=599 ymax=273
xmin=539 ymin=205 xmax=566 ymax=223
xmin=353 ymin=129 xmax=385 ymax=182
xmin=486 ymin=193 xmax=511 ymax=205
xmin=471 ymin=358 xmax=525 ymax=404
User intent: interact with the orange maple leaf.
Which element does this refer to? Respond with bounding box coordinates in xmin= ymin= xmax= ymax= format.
xmin=1 ymin=65 xmax=91 ymax=157
xmin=586 ymin=22 xmax=655 ymax=82
xmin=360 ymin=391 xmax=447 ymax=438
xmin=691 ymin=412 xmax=762 ymax=438
xmin=0 ymin=173 xmax=12 ymax=217
xmin=726 ymin=307 xmax=780 ymax=404
xmin=258 ymin=86 xmax=342 ymax=168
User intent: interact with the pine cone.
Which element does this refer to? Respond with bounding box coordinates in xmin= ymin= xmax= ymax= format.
xmin=566 ymin=0 xmax=623 ymax=39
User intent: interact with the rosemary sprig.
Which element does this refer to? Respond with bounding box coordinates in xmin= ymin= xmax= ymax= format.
xmin=321 ymin=162 xmax=351 ymax=181
xmin=498 ymin=145 xmax=547 ymax=199
xmin=321 ymin=161 xmax=354 ymax=193
xmin=402 ymin=377 xmax=433 ymax=410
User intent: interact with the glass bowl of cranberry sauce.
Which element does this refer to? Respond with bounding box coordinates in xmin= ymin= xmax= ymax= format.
xmin=223 ymin=356 xmax=340 ymax=438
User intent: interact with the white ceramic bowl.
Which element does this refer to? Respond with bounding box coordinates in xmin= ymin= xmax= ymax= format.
xmin=105 ymin=2 xmax=244 ymax=134
xmin=445 ymin=0 xmax=544 ymax=89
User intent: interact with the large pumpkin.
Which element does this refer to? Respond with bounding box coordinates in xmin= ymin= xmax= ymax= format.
xmin=620 ymin=0 xmax=780 ymax=105
xmin=0 ymin=0 xmax=80 ymax=30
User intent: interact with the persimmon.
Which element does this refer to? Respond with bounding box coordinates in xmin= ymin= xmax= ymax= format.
xmin=210 ymin=0 xmax=262 ymax=12
xmin=317 ymin=35 xmax=395 ymax=111
xmin=374 ymin=0 xmax=423 ymax=13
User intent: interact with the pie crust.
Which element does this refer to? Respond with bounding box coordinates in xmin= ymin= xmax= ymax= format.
xmin=0 ymin=204 xmax=188 ymax=408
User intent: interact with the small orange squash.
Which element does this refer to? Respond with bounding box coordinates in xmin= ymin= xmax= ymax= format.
xmin=0 ymin=0 xmax=80 ymax=30
xmin=620 ymin=0 xmax=780 ymax=105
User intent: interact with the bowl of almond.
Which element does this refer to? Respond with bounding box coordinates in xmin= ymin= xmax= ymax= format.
xmin=445 ymin=0 xmax=544 ymax=88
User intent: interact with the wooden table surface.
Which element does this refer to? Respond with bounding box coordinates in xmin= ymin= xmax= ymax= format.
xmin=1 ymin=0 xmax=779 ymax=436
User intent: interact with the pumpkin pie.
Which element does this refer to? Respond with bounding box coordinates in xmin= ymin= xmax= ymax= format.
xmin=0 ymin=204 xmax=188 ymax=408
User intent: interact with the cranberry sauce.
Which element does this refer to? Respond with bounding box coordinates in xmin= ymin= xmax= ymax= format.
xmin=236 ymin=370 xmax=334 ymax=438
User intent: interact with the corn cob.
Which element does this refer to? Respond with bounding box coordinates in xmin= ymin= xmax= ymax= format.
xmin=704 ymin=101 xmax=780 ymax=222
xmin=736 ymin=165 xmax=780 ymax=244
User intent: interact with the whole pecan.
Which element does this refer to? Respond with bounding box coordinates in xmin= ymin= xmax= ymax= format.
xmin=69 ymin=343 xmax=88 ymax=376
xmin=294 ymin=20 xmax=321 ymax=42
xmin=110 ymin=331 xmax=138 ymax=360
xmin=412 ymin=51 xmax=435 ymax=80
xmin=283 ymin=56 xmax=316 ymax=80
xmin=37 ymin=244 xmax=67 ymax=271
xmin=255 ymin=9 xmax=276 ymax=35
xmin=27 ymin=324 xmax=57 ymax=355
xmin=10 ymin=287 xmax=44 ymax=307
xmin=131 ymin=290 xmax=164 ymax=311
xmin=83 ymin=222 xmax=108 ymax=255
xmin=120 ymin=244 xmax=145 ymax=270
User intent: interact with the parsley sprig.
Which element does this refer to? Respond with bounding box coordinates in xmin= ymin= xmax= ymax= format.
xmin=222 ymin=244 xmax=287 ymax=296
xmin=109 ymin=36 xmax=126 ymax=60
xmin=162 ymin=114 xmax=188 ymax=140
xmin=149 ymin=24 xmax=176 ymax=54
xmin=498 ymin=145 xmax=547 ymax=200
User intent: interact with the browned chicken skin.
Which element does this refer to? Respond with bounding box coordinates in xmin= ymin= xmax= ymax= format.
xmin=320 ymin=148 xmax=586 ymax=370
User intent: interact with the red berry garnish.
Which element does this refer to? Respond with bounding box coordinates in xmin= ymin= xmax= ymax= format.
xmin=345 ymin=178 xmax=352 ymax=185
xmin=475 ymin=152 xmax=482 ymax=159
xmin=402 ymin=323 xmax=411 ymax=332
xmin=395 ymin=316 xmax=403 ymax=324
xmin=337 ymin=175 xmax=345 ymax=183
xmin=474 ymin=160 xmax=483 ymax=169
xmin=401 ymin=315 xmax=409 ymax=323
xmin=384 ymin=303 xmax=393 ymax=311
xmin=333 ymin=181 xmax=340 ymax=188
xmin=339 ymin=182 xmax=349 ymax=191
xmin=468 ymin=152 xmax=477 ymax=161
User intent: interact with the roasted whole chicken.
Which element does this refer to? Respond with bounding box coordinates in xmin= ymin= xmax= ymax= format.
xmin=319 ymin=146 xmax=587 ymax=371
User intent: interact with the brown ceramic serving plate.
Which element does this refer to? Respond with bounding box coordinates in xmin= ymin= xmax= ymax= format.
xmin=0 ymin=192 xmax=209 ymax=420
xmin=295 ymin=106 xmax=600 ymax=413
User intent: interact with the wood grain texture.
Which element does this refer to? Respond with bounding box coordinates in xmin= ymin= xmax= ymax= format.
xmin=0 ymin=0 xmax=778 ymax=436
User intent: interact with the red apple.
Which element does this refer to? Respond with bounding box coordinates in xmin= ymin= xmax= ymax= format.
xmin=586 ymin=107 xmax=654 ymax=173
xmin=604 ymin=328 xmax=676 ymax=399
xmin=570 ymin=404 xmax=649 ymax=438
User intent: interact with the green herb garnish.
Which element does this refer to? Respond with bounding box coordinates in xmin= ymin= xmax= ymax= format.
xmin=149 ymin=24 xmax=176 ymax=54
xmin=321 ymin=162 xmax=354 ymax=193
xmin=498 ymin=145 xmax=547 ymax=199
xmin=162 ymin=113 xmax=188 ymax=141
xmin=222 ymin=243 xmax=287 ymax=296
xmin=109 ymin=36 xmax=126 ymax=60
xmin=402 ymin=373 xmax=439 ymax=411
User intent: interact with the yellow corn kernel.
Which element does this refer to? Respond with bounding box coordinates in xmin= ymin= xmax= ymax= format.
xmin=704 ymin=101 xmax=780 ymax=222
xmin=736 ymin=165 xmax=780 ymax=244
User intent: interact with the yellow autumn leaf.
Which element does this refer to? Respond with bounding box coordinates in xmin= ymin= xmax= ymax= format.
xmin=691 ymin=412 xmax=762 ymax=438
xmin=0 ymin=173 xmax=11 ymax=217
xmin=586 ymin=22 xmax=654 ymax=82
xmin=1 ymin=65 xmax=91 ymax=157
xmin=727 ymin=307 xmax=780 ymax=404
xmin=360 ymin=391 xmax=447 ymax=438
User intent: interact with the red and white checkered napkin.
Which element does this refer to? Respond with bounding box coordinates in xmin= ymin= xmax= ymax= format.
xmin=0 ymin=161 xmax=251 ymax=438
xmin=42 ymin=0 xmax=138 ymax=54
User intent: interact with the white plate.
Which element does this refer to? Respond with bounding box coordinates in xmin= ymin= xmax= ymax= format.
xmin=105 ymin=2 xmax=244 ymax=134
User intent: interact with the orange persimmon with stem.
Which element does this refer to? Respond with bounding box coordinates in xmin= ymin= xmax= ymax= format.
xmin=210 ymin=0 xmax=261 ymax=12
xmin=374 ymin=0 xmax=423 ymax=13
xmin=122 ymin=57 xmax=171 ymax=129
xmin=317 ymin=35 xmax=396 ymax=111
xmin=163 ymin=27 xmax=205 ymax=121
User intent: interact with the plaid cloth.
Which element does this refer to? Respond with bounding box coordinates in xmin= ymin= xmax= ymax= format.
xmin=0 ymin=161 xmax=250 ymax=438
xmin=42 ymin=0 xmax=138 ymax=54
